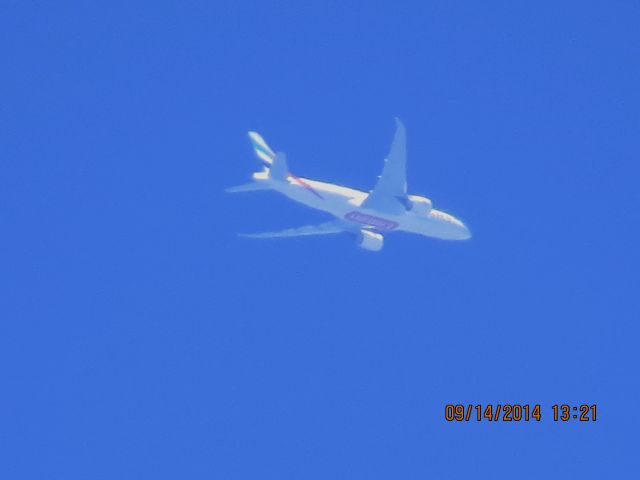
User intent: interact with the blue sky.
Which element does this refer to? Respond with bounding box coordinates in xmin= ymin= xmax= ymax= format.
xmin=1 ymin=1 xmax=639 ymax=478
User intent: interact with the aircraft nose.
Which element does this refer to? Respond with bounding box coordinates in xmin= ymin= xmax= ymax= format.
xmin=459 ymin=223 xmax=472 ymax=240
xmin=452 ymin=219 xmax=471 ymax=240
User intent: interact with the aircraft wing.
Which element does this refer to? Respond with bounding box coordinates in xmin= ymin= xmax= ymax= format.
xmin=361 ymin=117 xmax=408 ymax=215
xmin=239 ymin=221 xmax=346 ymax=239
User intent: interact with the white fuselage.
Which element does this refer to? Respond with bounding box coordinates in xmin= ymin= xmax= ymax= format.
xmin=254 ymin=172 xmax=471 ymax=240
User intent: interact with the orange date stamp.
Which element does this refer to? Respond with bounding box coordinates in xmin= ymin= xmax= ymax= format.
xmin=444 ymin=404 xmax=597 ymax=422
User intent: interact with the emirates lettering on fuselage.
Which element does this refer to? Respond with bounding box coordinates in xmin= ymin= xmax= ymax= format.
xmin=344 ymin=211 xmax=399 ymax=231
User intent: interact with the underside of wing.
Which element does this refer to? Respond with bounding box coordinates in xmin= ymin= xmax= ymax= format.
xmin=361 ymin=117 xmax=408 ymax=215
xmin=239 ymin=221 xmax=346 ymax=239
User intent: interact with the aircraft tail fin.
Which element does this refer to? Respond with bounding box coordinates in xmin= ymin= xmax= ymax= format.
xmin=248 ymin=131 xmax=276 ymax=166
xmin=269 ymin=152 xmax=289 ymax=181
xmin=247 ymin=131 xmax=290 ymax=181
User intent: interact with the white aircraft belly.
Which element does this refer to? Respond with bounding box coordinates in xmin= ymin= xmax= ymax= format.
xmin=272 ymin=179 xmax=463 ymax=240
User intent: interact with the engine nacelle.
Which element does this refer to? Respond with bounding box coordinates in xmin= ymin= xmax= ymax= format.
xmin=407 ymin=195 xmax=433 ymax=215
xmin=356 ymin=230 xmax=384 ymax=252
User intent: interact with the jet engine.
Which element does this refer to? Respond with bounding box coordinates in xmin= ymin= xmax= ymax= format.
xmin=407 ymin=195 xmax=433 ymax=214
xmin=356 ymin=230 xmax=384 ymax=251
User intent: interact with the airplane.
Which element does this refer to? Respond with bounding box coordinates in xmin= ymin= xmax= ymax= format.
xmin=227 ymin=118 xmax=470 ymax=251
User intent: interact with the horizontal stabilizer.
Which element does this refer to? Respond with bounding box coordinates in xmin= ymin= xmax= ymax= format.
xmin=225 ymin=182 xmax=270 ymax=193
